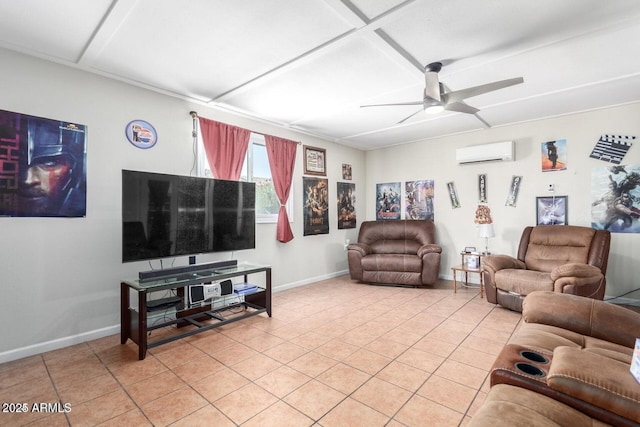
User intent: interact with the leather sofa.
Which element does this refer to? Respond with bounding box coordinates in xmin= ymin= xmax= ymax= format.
xmin=483 ymin=225 xmax=611 ymax=312
xmin=347 ymin=220 xmax=442 ymax=286
xmin=472 ymin=291 xmax=640 ymax=427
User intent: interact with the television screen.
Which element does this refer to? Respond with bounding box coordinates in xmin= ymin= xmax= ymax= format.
xmin=122 ymin=170 xmax=255 ymax=262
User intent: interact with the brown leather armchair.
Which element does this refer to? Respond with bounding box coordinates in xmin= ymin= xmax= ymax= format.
xmin=482 ymin=225 xmax=610 ymax=312
xmin=347 ymin=220 xmax=442 ymax=286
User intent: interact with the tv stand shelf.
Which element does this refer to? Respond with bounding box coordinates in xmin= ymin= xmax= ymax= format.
xmin=121 ymin=261 xmax=271 ymax=360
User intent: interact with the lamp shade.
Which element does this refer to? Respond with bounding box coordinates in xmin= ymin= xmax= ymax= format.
xmin=477 ymin=223 xmax=495 ymax=238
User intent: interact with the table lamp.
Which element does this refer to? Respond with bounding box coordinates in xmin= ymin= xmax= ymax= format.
xmin=478 ymin=223 xmax=495 ymax=255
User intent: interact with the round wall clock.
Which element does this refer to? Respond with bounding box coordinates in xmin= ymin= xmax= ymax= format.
xmin=125 ymin=119 xmax=157 ymax=149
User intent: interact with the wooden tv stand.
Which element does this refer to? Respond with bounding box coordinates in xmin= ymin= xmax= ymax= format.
xmin=120 ymin=261 xmax=271 ymax=360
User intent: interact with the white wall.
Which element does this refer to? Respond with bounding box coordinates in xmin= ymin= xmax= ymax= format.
xmin=0 ymin=48 xmax=365 ymax=362
xmin=365 ymin=104 xmax=640 ymax=302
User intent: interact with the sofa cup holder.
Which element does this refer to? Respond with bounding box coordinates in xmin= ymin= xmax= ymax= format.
xmin=514 ymin=362 xmax=546 ymax=377
xmin=520 ymin=350 xmax=549 ymax=364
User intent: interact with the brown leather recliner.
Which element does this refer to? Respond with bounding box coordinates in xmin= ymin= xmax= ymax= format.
xmin=482 ymin=225 xmax=611 ymax=312
xmin=347 ymin=220 xmax=442 ymax=286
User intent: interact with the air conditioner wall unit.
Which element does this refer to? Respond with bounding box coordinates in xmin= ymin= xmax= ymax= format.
xmin=456 ymin=141 xmax=514 ymax=164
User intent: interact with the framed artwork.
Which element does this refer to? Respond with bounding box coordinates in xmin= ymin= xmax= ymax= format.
xmin=303 ymin=177 xmax=329 ymax=235
xmin=376 ymin=182 xmax=401 ymax=220
xmin=405 ymin=180 xmax=434 ymax=220
xmin=0 ymin=109 xmax=87 ymax=217
xmin=536 ymin=196 xmax=567 ymax=225
xmin=342 ymin=163 xmax=352 ymax=180
xmin=303 ymin=145 xmax=326 ymax=176
xmin=337 ymin=182 xmax=356 ymax=229
xmin=541 ymin=139 xmax=567 ymax=171
xmin=126 ymin=119 xmax=157 ymax=149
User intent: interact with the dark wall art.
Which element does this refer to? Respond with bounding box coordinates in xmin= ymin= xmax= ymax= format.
xmin=303 ymin=176 xmax=329 ymax=235
xmin=376 ymin=182 xmax=401 ymax=220
xmin=337 ymin=182 xmax=356 ymax=229
xmin=0 ymin=109 xmax=87 ymax=217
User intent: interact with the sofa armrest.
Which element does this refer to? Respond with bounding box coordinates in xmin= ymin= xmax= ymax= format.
xmin=417 ymin=243 xmax=442 ymax=257
xmin=550 ymin=263 xmax=602 ymax=280
xmin=482 ymin=254 xmax=526 ymax=273
xmin=347 ymin=242 xmax=371 ymax=256
xmin=522 ymin=291 xmax=640 ymax=348
xmin=547 ymin=346 xmax=640 ymax=424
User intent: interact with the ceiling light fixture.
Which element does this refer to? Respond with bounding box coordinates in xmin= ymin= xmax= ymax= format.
xmin=424 ymin=98 xmax=444 ymax=114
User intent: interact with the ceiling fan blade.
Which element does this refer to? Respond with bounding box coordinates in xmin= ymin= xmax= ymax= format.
xmin=443 ymin=77 xmax=524 ymax=103
xmin=397 ymin=109 xmax=425 ymax=124
xmin=444 ymin=102 xmax=479 ymax=114
xmin=360 ymin=101 xmax=423 ymax=108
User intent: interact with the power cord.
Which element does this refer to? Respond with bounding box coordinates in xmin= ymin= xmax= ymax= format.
xmin=604 ymin=287 xmax=640 ymax=302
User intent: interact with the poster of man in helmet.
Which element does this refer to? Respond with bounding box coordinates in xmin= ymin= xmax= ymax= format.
xmin=0 ymin=109 xmax=87 ymax=217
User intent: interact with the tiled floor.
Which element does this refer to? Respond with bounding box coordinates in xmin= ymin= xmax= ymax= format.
xmin=0 ymin=275 xmax=523 ymax=426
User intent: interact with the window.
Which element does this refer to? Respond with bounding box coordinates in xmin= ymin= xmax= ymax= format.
xmin=198 ymin=132 xmax=293 ymax=224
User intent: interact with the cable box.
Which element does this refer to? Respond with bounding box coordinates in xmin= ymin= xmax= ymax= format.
xmin=146 ymin=296 xmax=182 ymax=312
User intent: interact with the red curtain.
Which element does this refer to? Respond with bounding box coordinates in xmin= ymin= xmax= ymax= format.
xmin=198 ymin=117 xmax=251 ymax=180
xmin=265 ymin=135 xmax=298 ymax=243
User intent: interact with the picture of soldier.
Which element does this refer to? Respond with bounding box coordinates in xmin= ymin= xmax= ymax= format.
xmin=541 ymin=139 xmax=567 ymax=171
xmin=592 ymin=165 xmax=640 ymax=233
xmin=0 ymin=109 xmax=86 ymax=217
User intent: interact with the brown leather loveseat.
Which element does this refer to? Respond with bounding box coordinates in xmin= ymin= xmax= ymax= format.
xmin=347 ymin=220 xmax=442 ymax=286
xmin=471 ymin=291 xmax=640 ymax=427
xmin=483 ymin=225 xmax=611 ymax=312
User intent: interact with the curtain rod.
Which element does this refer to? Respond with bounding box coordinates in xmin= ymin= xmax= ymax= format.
xmin=190 ymin=111 xmax=301 ymax=144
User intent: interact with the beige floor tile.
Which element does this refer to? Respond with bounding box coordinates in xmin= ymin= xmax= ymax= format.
xmin=434 ymin=359 xmax=489 ymax=390
xmin=168 ymin=404 xmax=235 ymax=427
xmin=363 ymin=337 xmax=409 ymax=359
xmin=394 ymin=394 xmax=464 ymax=427
xmin=56 ymin=372 xmax=120 ymax=406
xmin=319 ymin=397 xmax=390 ymax=427
xmin=289 ymin=331 xmax=332 ymax=349
xmin=315 ymin=339 xmax=360 ymax=361
xmin=316 ymin=363 xmax=371 ymax=395
xmin=254 ymin=364 xmax=311 ymax=398
xmin=66 ymin=388 xmax=136 ymax=426
xmin=342 ymin=348 xmax=392 ymax=375
xmin=230 ymin=352 xmax=282 ymax=380
xmin=375 ymin=360 xmax=431 ymax=392
xmin=243 ymin=331 xmax=287 ymax=352
xmin=140 ymin=386 xmax=208 ymax=426
xmin=124 ymin=370 xmax=186 ymax=405
xmin=417 ymin=374 xmax=477 ymax=413
xmin=412 ymin=336 xmax=458 ymax=358
xmin=96 ymin=408 xmax=151 ymax=426
xmin=213 ymin=382 xmax=278 ymax=425
xmin=396 ymin=347 xmax=445 ymax=373
xmin=449 ymin=345 xmax=498 ymax=371
xmin=191 ymin=366 xmax=250 ymax=403
xmin=284 ymin=379 xmax=346 ymax=420
xmin=263 ymin=341 xmax=309 ymax=364
xmin=243 ymin=400 xmax=314 ymax=427
xmin=352 ymin=377 xmax=412 ymax=416
xmin=172 ymin=354 xmax=225 ymax=383
xmin=287 ymin=351 xmax=338 ymax=377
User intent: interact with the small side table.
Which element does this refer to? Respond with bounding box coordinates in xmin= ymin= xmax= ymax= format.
xmin=452 ymin=252 xmax=484 ymax=298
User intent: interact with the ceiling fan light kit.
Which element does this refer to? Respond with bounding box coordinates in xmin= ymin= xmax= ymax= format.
xmin=361 ymin=61 xmax=524 ymax=123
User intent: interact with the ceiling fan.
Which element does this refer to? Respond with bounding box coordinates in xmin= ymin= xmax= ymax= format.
xmin=361 ymin=62 xmax=524 ymax=124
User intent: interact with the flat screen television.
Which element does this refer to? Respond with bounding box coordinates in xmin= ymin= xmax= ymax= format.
xmin=122 ymin=170 xmax=255 ymax=263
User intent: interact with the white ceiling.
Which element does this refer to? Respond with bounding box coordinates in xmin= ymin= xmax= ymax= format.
xmin=1 ymin=0 xmax=640 ymax=150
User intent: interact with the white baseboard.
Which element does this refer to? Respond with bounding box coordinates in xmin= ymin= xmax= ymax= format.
xmin=1 ymin=270 xmax=351 ymax=364
xmin=0 ymin=325 xmax=120 ymax=364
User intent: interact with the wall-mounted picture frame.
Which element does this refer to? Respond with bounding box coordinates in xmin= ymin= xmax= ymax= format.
xmin=303 ymin=145 xmax=326 ymax=176
xmin=342 ymin=163 xmax=352 ymax=180
xmin=536 ymin=195 xmax=568 ymax=225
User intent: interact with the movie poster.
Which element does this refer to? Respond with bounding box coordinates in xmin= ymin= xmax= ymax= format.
xmin=376 ymin=182 xmax=401 ymax=220
xmin=541 ymin=139 xmax=567 ymax=171
xmin=405 ymin=180 xmax=434 ymax=221
xmin=303 ymin=177 xmax=329 ymax=235
xmin=591 ymin=165 xmax=640 ymax=233
xmin=0 ymin=109 xmax=87 ymax=217
xmin=337 ymin=182 xmax=356 ymax=229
